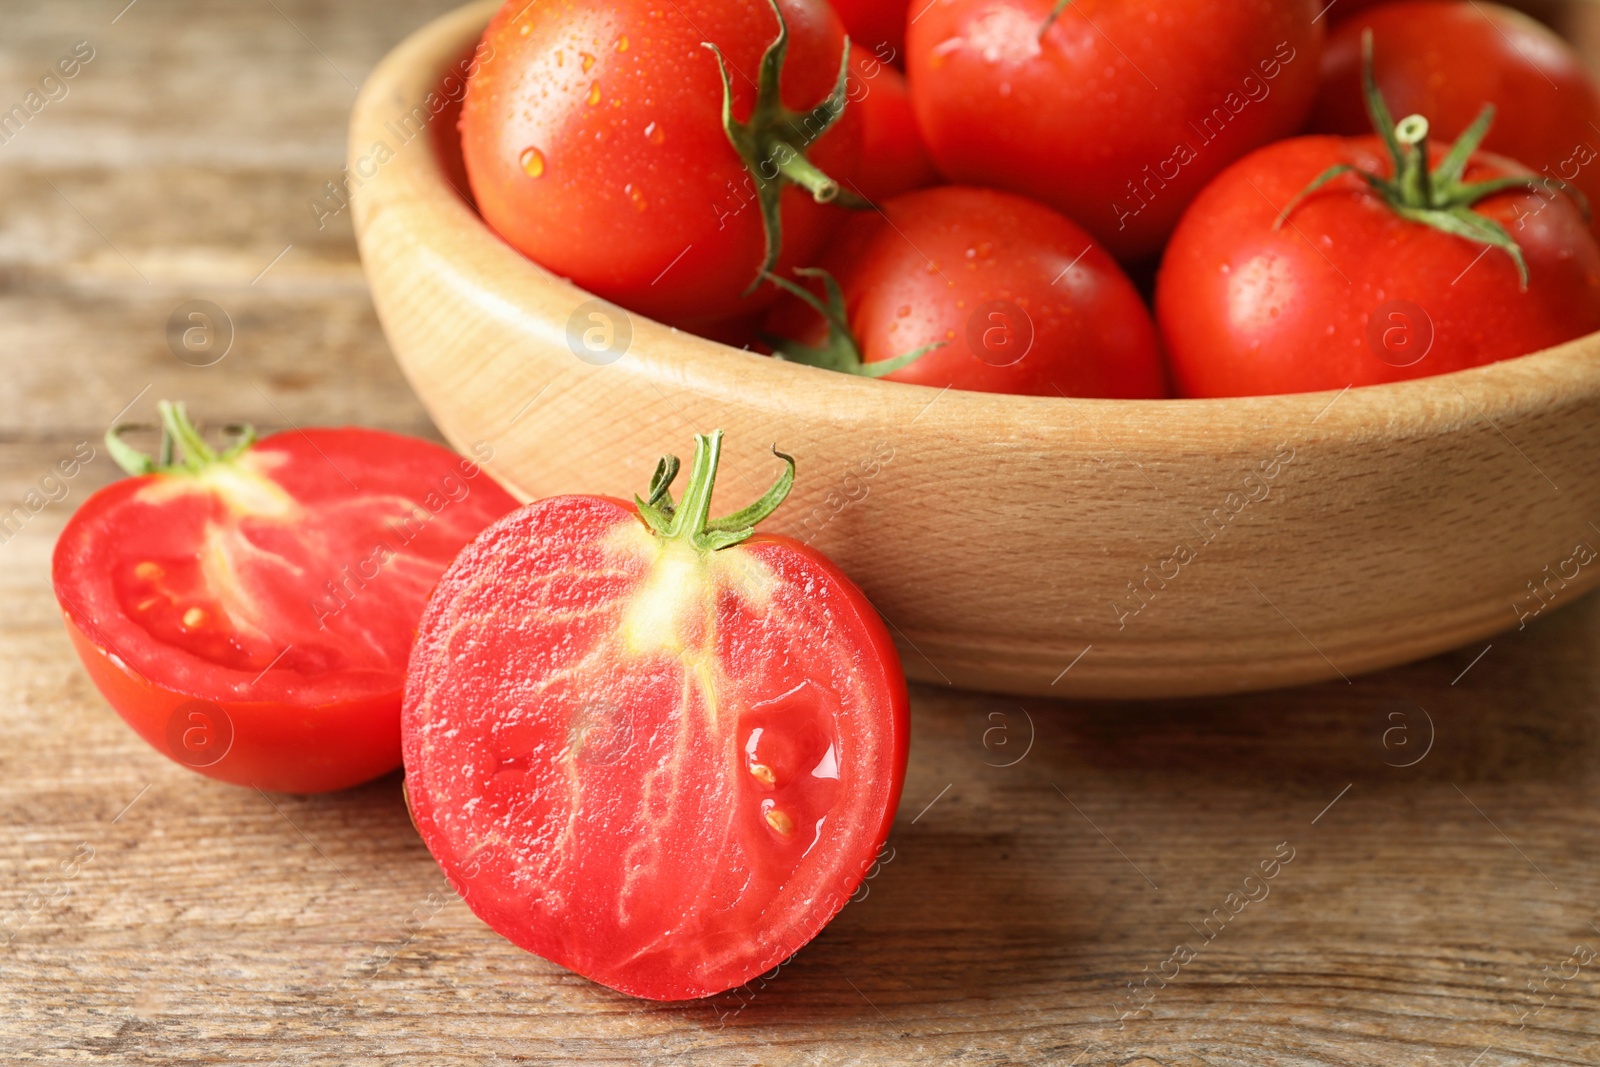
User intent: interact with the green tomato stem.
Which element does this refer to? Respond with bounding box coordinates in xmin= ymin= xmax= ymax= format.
xmin=106 ymin=400 xmax=257 ymax=478
xmin=771 ymin=143 xmax=840 ymax=203
xmin=1277 ymin=29 xmax=1578 ymax=291
xmin=634 ymin=432 xmax=795 ymax=553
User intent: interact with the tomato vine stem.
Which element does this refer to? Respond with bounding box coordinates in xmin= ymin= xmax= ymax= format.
xmin=635 ymin=432 xmax=795 ymax=553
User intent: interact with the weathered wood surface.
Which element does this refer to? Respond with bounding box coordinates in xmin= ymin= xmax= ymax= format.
xmin=3 ymin=1 xmax=1600 ymax=1064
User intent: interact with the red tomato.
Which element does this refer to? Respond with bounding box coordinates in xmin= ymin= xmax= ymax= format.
xmin=847 ymin=45 xmax=938 ymax=202
xmin=906 ymin=0 xmax=1325 ymax=263
xmin=1310 ymin=1 xmax=1600 ymax=241
xmin=402 ymin=433 xmax=908 ymax=1001
xmin=53 ymin=404 xmax=519 ymax=793
xmin=832 ymin=0 xmax=910 ymax=60
xmin=763 ymin=186 xmax=1168 ymax=397
xmin=1328 ymin=0 xmax=1390 ymax=19
xmin=460 ymin=0 xmax=864 ymax=326
xmin=1156 ymin=135 xmax=1600 ymax=397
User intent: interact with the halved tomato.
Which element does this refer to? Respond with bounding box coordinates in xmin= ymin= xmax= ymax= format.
xmin=53 ymin=402 xmax=519 ymax=793
xmin=401 ymin=432 xmax=909 ymax=1000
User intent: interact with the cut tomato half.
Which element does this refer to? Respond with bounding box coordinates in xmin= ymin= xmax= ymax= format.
xmin=53 ymin=402 xmax=519 ymax=793
xmin=402 ymin=433 xmax=909 ymax=1000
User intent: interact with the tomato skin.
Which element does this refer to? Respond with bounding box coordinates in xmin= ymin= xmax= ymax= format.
xmin=906 ymin=0 xmax=1324 ymax=263
xmin=460 ymin=0 xmax=863 ymax=326
xmin=1328 ymin=0 xmax=1391 ymax=19
xmin=764 ymin=186 xmax=1168 ymax=397
xmin=402 ymin=495 xmax=909 ymax=1001
xmin=832 ymin=0 xmax=910 ymax=61
xmin=53 ymin=429 xmax=519 ymax=794
xmin=1310 ymin=1 xmax=1600 ymax=242
xmin=848 ymin=45 xmax=938 ymax=201
xmin=61 ymin=618 xmax=401 ymax=795
xmin=1156 ymin=136 xmax=1600 ymax=398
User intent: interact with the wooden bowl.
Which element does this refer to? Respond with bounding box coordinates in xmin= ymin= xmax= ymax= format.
xmin=350 ymin=0 xmax=1600 ymax=699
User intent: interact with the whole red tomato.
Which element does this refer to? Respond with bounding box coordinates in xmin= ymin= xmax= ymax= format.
xmin=1157 ymin=121 xmax=1600 ymax=396
xmin=763 ymin=186 xmax=1167 ymax=397
xmin=906 ymin=0 xmax=1325 ymax=263
xmin=1310 ymin=1 xmax=1600 ymax=241
xmin=847 ymin=44 xmax=937 ymax=202
xmin=402 ymin=433 xmax=908 ymax=1000
xmin=461 ymin=0 xmax=863 ymax=325
xmin=832 ymin=0 xmax=910 ymax=60
xmin=53 ymin=403 xmax=518 ymax=793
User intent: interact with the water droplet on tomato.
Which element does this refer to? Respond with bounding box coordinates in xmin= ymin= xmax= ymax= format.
xmin=581 ymin=52 xmax=596 ymax=73
xmin=616 ymin=35 xmax=629 ymax=52
xmin=520 ymin=147 xmax=546 ymax=177
xmin=519 ymin=22 xmax=532 ymax=37
xmin=182 ymin=607 xmax=207 ymax=629
xmin=644 ymin=121 xmax=664 ymax=145
xmin=587 ymin=82 xmax=601 ymax=107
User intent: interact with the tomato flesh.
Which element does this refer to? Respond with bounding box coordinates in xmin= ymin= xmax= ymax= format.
xmin=53 ymin=429 xmax=519 ymax=793
xmin=402 ymin=496 xmax=909 ymax=1000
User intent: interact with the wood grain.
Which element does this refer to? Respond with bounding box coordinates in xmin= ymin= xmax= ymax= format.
xmin=3 ymin=1 xmax=1600 ymax=1065
xmin=352 ymin=1 xmax=1600 ymax=700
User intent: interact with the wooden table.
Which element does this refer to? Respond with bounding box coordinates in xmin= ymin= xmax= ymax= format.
xmin=4 ymin=1 xmax=1599 ymax=1063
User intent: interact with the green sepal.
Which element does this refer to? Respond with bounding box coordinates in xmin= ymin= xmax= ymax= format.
xmin=634 ymin=432 xmax=795 ymax=554
xmin=106 ymin=400 xmax=257 ymax=478
xmin=1277 ymin=29 xmax=1583 ymax=291
xmin=761 ymin=268 xmax=944 ymax=379
xmin=702 ymin=0 xmax=860 ymax=294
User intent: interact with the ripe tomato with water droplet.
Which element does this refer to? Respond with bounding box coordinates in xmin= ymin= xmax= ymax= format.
xmin=460 ymin=0 xmax=864 ymax=326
